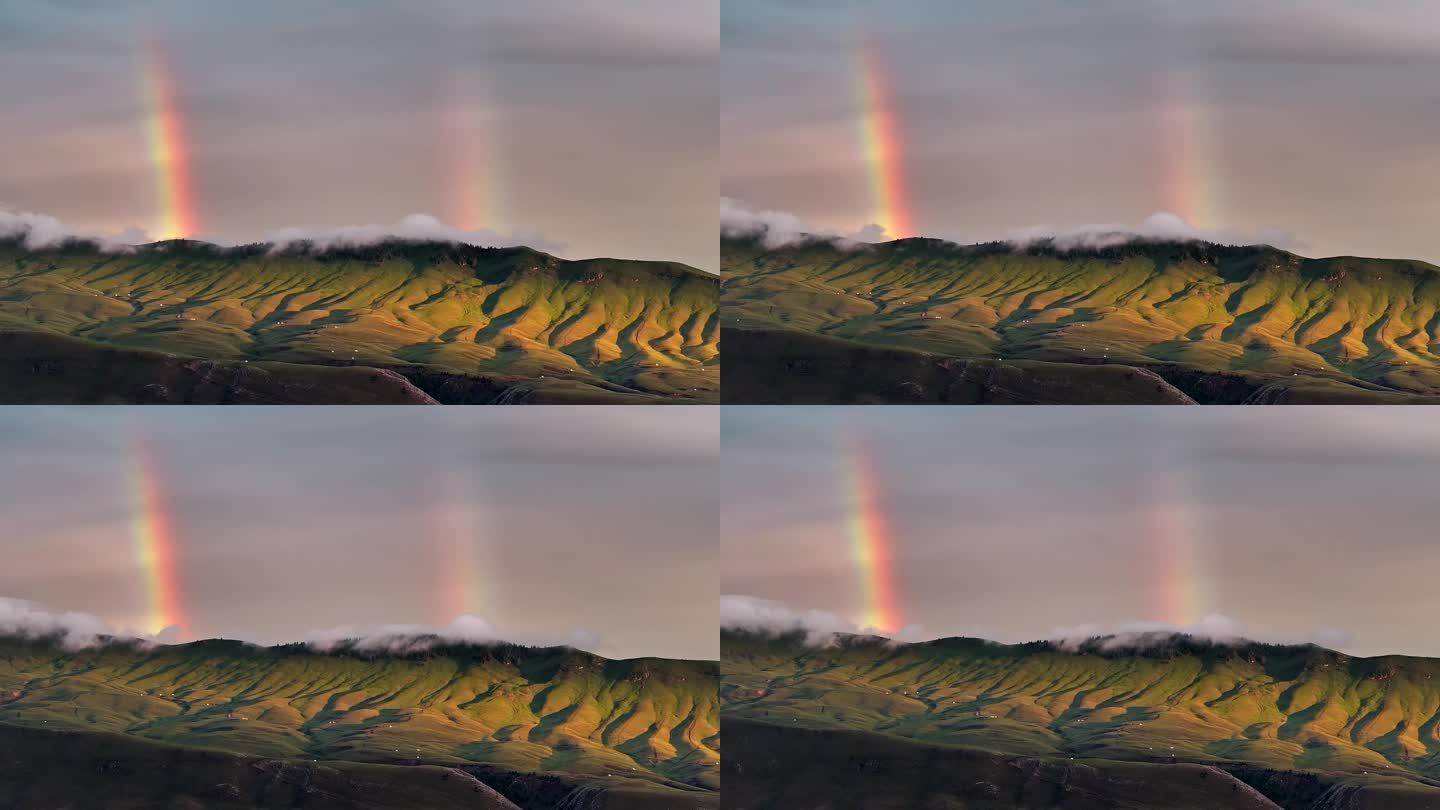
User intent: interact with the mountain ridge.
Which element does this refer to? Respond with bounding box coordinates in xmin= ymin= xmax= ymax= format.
xmin=0 ymin=634 xmax=719 ymax=808
xmin=722 ymin=234 xmax=1440 ymax=404
xmin=721 ymin=629 xmax=1440 ymax=806
xmin=0 ymin=237 xmax=719 ymax=403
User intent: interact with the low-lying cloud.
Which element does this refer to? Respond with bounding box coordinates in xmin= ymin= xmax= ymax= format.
xmin=721 ymin=597 xmax=1349 ymax=654
xmin=1050 ymin=615 xmax=1349 ymax=653
xmin=720 ymin=595 xmax=932 ymax=645
xmin=0 ymin=597 xmax=598 ymax=655
xmin=719 ymin=201 xmax=1303 ymax=254
xmin=0 ymin=597 xmax=128 ymax=650
xmin=0 ymin=208 xmax=147 ymax=251
xmin=263 ymin=215 xmax=559 ymax=254
xmin=302 ymin=615 xmax=597 ymax=654
xmin=1008 ymin=212 xmax=1301 ymax=252
xmin=0 ymin=208 xmax=559 ymax=254
xmin=721 ymin=198 xmax=887 ymax=248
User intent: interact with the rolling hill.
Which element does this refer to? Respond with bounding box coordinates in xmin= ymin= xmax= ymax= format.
xmin=0 ymin=238 xmax=718 ymax=404
xmin=0 ymin=635 xmax=719 ymax=809
xmin=721 ymin=630 xmax=1440 ymax=809
xmin=722 ymin=235 xmax=1440 ymax=404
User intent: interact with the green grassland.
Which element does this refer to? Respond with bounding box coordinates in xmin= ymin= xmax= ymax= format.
xmin=722 ymin=235 xmax=1440 ymax=404
xmin=0 ymin=636 xmax=719 ymax=809
xmin=721 ymin=631 xmax=1440 ymax=809
xmin=0 ymin=238 xmax=719 ymax=404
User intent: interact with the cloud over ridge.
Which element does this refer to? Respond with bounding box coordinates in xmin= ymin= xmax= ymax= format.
xmin=720 ymin=200 xmax=1301 ymax=253
xmin=721 ymin=197 xmax=887 ymax=248
xmin=0 ymin=597 xmax=599 ymax=655
xmin=1 ymin=208 xmax=559 ymax=254
xmin=722 ymin=596 xmax=1348 ymax=653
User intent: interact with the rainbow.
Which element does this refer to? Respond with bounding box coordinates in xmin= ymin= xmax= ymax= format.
xmin=845 ymin=437 xmax=902 ymax=634
xmin=130 ymin=439 xmax=187 ymax=639
xmin=429 ymin=469 xmax=488 ymax=624
xmin=142 ymin=38 xmax=200 ymax=240
xmin=855 ymin=34 xmax=915 ymax=240
xmin=444 ymin=71 xmax=503 ymax=234
xmin=1156 ymin=66 xmax=1218 ymax=231
xmin=1145 ymin=464 xmax=1208 ymax=627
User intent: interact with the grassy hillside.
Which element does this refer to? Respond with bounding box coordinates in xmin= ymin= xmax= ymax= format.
xmin=722 ymin=235 xmax=1440 ymax=404
xmin=0 ymin=636 xmax=718 ymax=809
xmin=722 ymin=631 xmax=1440 ymax=809
xmin=0 ymin=238 xmax=718 ymax=404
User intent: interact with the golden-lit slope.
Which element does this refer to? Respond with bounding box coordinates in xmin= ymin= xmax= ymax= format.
xmin=0 ymin=637 xmax=718 ymax=806
xmin=0 ymin=239 xmax=719 ymax=403
xmin=723 ymin=236 xmax=1440 ymax=404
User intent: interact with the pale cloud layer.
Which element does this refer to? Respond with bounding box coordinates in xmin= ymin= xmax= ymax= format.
xmin=721 ymin=199 xmax=1301 ymax=252
xmin=721 ymin=595 xmax=1347 ymax=653
xmin=1 ymin=207 xmax=558 ymax=253
xmin=724 ymin=0 xmax=1440 ymax=264
xmin=722 ymin=407 xmax=1440 ymax=659
xmin=0 ymin=597 xmax=604 ymax=656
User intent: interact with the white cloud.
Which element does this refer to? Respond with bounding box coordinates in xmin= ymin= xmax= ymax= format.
xmin=0 ymin=598 xmax=598 ymax=656
xmin=0 ymin=208 xmax=559 ymax=254
xmin=721 ymin=197 xmax=887 ymax=248
xmin=302 ymin=614 xmax=597 ymax=654
xmin=0 ymin=207 xmax=147 ymax=251
xmin=1007 ymin=212 xmax=1301 ymax=252
xmin=721 ymin=598 xmax=1348 ymax=654
xmin=720 ymin=595 xmax=934 ymax=646
xmin=720 ymin=594 xmax=857 ymax=644
xmin=263 ymin=214 xmax=560 ymax=254
xmin=718 ymin=202 xmax=1303 ymax=254
xmin=1049 ymin=614 xmax=1348 ymax=652
xmin=0 ymin=597 xmax=131 ymax=650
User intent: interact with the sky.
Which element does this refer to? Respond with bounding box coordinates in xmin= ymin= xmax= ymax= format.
xmin=722 ymin=0 xmax=1440 ymax=263
xmin=0 ymin=406 xmax=718 ymax=660
xmin=723 ymin=406 xmax=1440 ymax=659
xmin=0 ymin=0 xmax=717 ymax=270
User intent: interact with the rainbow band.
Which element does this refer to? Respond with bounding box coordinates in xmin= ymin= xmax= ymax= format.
xmin=1148 ymin=466 xmax=1205 ymax=627
xmin=846 ymin=437 xmax=901 ymax=634
xmin=856 ymin=36 xmax=915 ymax=241
xmin=1158 ymin=68 xmax=1217 ymax=230
xmin=430 ymin=470 xmax=485 ymax=624
xmin=131 ymin=439 xmax=186 ymax=638
xmin=143 ymin=40 xmax=199 ymax=240
xmin=445 ymin=76 xmax=503 ymax=234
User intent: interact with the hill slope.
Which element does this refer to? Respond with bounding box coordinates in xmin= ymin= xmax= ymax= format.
xmin=722 ymin=235 xmax=1440 ymax=404
xmin=0 ymin=636 xmax=718 ymax=809
xmin=0 ymin=239 xmax=718 ymax=404
xmin=721 ymin=630 xmax=1440 ymax=809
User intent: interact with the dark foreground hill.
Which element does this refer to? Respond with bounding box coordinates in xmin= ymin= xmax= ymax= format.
xmin=722 ymin=235 xmax=1440 ymax=404
xmin=0 ymin=238 xmax=718 ymax=404
xmin=0 ymin=635 xmax=719 ymax=809
xmin=721 ymin=630 xmax=1440 ymax=809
